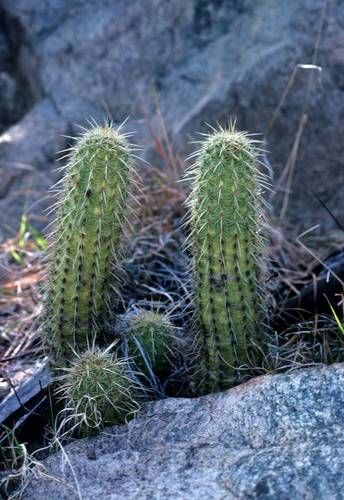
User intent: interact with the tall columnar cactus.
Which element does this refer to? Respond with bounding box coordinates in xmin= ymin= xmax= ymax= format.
xmin=186 ymin=125 xmax=268 ymax=394
xmin=45 ymin=124 xmax=134 ymax=363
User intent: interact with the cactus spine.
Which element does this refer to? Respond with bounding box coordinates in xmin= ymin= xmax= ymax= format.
xmin=45 ymin=124 xmax=133 ymax=363
xmin=187 ymin=125 xmax=267 ymax=393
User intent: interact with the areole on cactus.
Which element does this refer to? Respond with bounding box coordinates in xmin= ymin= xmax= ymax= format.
xmin=44 ymin=122 xmax=135 ymax=364
xmin=185 ymin=124 xmax=268 ymax=394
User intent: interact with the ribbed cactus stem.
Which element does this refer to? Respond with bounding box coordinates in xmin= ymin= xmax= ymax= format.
xmin=45 ymin=124 xmax=133 ymax=363
xmin=187 ymin=125 xmax=267 ymax=394
xmin=117 ymin=307 xmax=178 ymax=378
xmin=56 ymin=346 xmax=141 ymax=432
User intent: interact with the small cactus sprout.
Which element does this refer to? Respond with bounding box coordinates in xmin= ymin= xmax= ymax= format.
xmin=56 ymin=345 xmax=141 ymax=432
xmin=186 ymin=124 xmax=268 ymax=394
xmin=45 ymin=122 xmax=135 ymax=363
xmin=117 ymin=306 xmax=180 ymax=385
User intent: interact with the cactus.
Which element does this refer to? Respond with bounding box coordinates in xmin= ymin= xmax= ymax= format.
xmin=117 ymin=307 xmax=179 ymax=382
xmin=45 ymin=123 xmax=134 ymax=363
xmin=186 ymin=124 xmax=268 ymax=394
xmin=56 ymin=346 xmax=141 ymax=431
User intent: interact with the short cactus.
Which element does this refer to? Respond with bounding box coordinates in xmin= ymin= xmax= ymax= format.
xmin=117 ymin=307 xmax=179 ymax=381
xmin=56 ymin=346 xmax=141 ymax=432
xmin=186 ymin=125 xmax=268 ymax=394
xmin=45 ymin=123 xmax=134 ymax=363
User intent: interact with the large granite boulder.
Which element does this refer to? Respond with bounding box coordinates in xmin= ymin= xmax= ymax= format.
xmin=0 ymin=0 xmax=343 ymax=238
xmin=23 ymin=364 xmax=344 ymax=499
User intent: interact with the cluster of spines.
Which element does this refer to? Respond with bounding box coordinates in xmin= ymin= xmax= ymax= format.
xmin=55 ymin=346 xmax=141 ymax=433
xmin=185 ymin=124 xmax=269 ymax=394
xmin=45 ymin=122 xmax=137 ymax=364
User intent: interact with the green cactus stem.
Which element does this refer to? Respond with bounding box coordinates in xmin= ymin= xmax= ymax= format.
xmin=56 ymin=346 xmax=141 ymax=432
xmin=45 ymin=123 xmax=134 ymax=363
xmin=186 ymin=124 xmax=268 ymax=394
xmin=117 ymin=307 xmax=179 ymax=383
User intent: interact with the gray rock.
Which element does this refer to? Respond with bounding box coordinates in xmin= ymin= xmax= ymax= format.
xmin=23 ymin=364 xmax=344 ymax=499
xmin=0 ymin=7 xmax=32 ymax=134
xmin=0 ymin=100 xmax=67 ymax=240
xmin=0 ymin=0 xmax=344 ymax=236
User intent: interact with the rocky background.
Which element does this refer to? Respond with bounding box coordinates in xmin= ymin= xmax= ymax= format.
xmin=0 ymin=0 xmax=343 ymax=238
xmin=1 ymin=3 xmax=344 ymax=498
